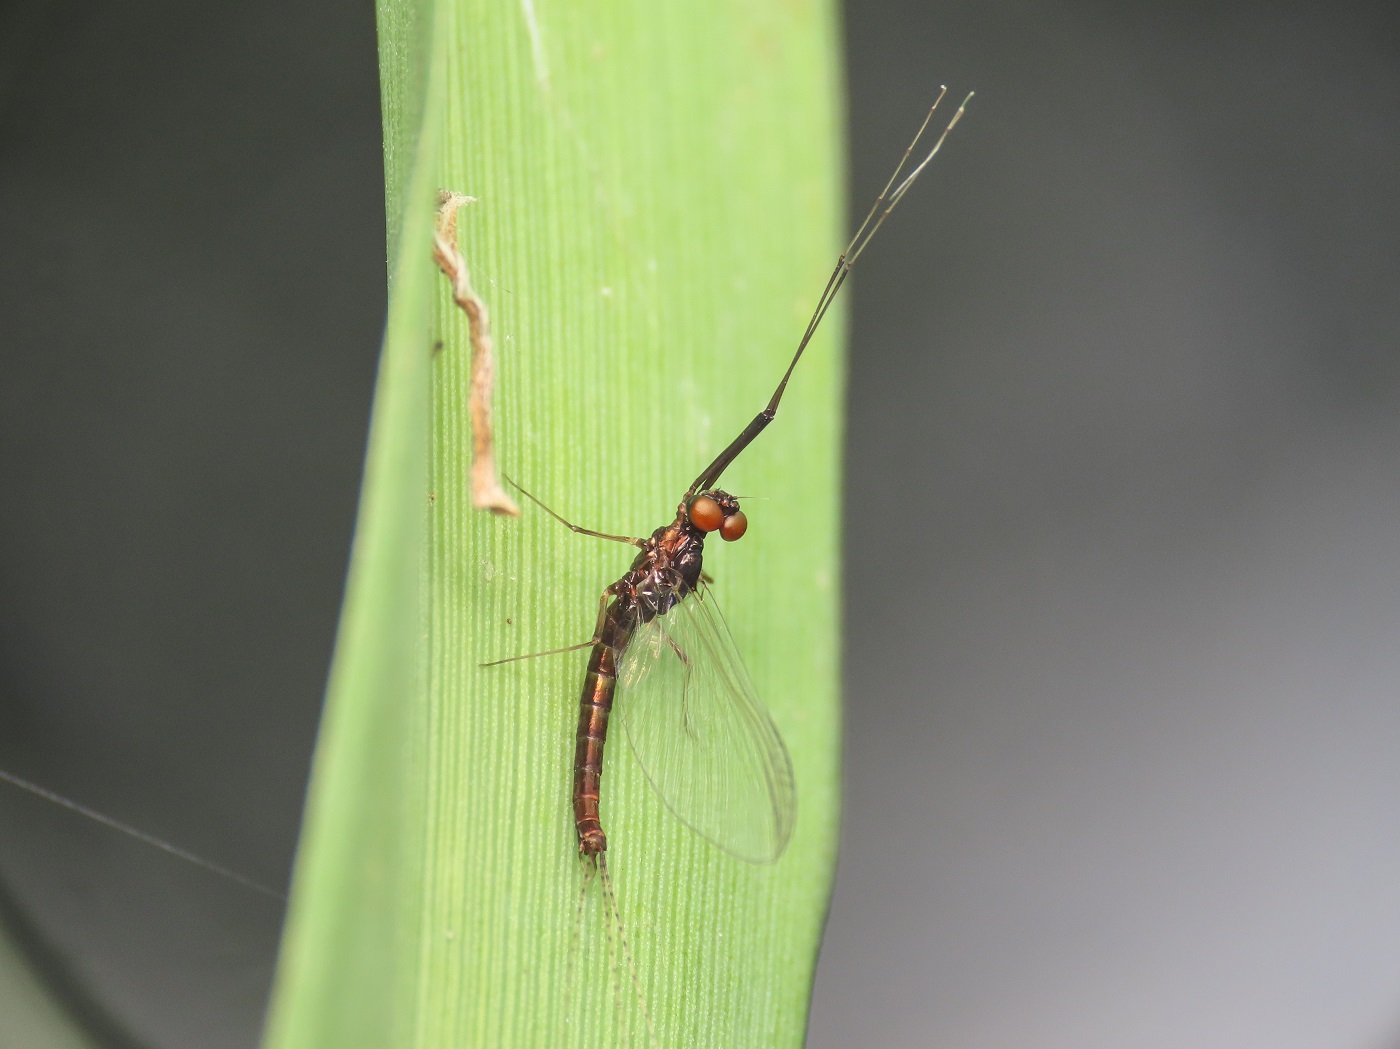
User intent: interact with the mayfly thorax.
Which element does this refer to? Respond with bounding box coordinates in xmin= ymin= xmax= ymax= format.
xmin=487 ymin=86 xmax=973 ymax=872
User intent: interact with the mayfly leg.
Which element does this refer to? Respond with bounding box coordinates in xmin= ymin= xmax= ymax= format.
xmin=479 ymin=589 xmax=616 ymax=667
xmin=481 ymin=477 xmax=636 ymax=666
xmin=841 ymin=87 xmax=973 ymax=267
xmin=686 ymin=87 xmax=973 ymax=497
xmin=502 ymin=474 xmax=644 ymax=547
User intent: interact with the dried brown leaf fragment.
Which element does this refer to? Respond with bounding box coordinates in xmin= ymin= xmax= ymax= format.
xmin=432 ymin=190 xmax=520 ymax=517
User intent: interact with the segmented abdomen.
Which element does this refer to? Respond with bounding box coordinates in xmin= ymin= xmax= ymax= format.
xmin=573 ymin=605 xmax=632 ymax=856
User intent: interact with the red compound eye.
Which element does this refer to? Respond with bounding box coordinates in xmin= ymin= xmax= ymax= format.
xmin=720 ymin=510 xmax=747 ymax=542
xmin=689 ymin=495 xmax=723 ymax=532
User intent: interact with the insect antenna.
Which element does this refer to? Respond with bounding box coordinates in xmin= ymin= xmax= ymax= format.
xmin=688 ymin=86 xmax=973 ymax=497
xmin=0 ymin=768 xmax=287 ymax=901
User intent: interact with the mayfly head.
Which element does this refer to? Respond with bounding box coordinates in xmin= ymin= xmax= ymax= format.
xmin=687 ymin=490 xmax=747 ymax=542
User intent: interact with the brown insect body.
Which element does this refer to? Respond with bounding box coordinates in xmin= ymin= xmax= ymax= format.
xmin=573 ymin=490 xmax=739 ymax=855
xmin=500 ymin=89 xmax=971 ymax=865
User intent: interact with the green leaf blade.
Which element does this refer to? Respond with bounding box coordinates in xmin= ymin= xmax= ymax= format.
xmin=265 ymin=0 xmax=844 ymax=1045
xmin=426 ymin=3 xmax=845 ymax=1046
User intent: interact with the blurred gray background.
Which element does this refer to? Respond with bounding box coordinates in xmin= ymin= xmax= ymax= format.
xmin=2 ymin=0 xmax=1399 ymax=1047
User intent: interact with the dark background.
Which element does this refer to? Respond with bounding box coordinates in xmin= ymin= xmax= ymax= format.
xmin=2 ymin=1 xmax=1399 ymax=1047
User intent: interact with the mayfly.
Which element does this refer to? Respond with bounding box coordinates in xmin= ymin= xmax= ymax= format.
xmin=491 ymin=87 xmax=972 ymax=871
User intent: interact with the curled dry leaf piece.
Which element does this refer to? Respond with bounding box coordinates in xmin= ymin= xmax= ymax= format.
xmin=432 ymin=189 xmax=520 ymax=517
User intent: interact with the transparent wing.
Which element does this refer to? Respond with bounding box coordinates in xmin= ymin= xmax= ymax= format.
xmin=615 ymin=583 xmax=796 ymax=863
